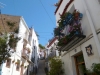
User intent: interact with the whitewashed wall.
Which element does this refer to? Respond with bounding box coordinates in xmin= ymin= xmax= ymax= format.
xmin=29 ymin=28 xmax=39 ymax=71
xmin=55 ymin=0 xmax=100 ymax=75
xmin=1 ymin=17 xmax=30 ymax=75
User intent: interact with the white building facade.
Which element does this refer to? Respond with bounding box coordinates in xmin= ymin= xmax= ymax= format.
xmin=45 ymin=37 xmax=59 ymax=61
xmin=29 ymin=28 xmax=39 ymax=75
xmin=0 ymin=14 xmax=39 ymax=75
xmin=54 ymin=0 xmax=100 ymax=75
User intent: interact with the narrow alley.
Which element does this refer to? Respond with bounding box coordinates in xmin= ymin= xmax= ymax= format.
xmin=0 ymin=0 xmax=100 ymax=75
xmin=37 ymin=59 xmax=46 ymax=75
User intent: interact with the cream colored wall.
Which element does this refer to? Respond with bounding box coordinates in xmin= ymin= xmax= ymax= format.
xmin=1 ymin=18 xmax=30 ymax=75
xmin=74 ymin=0 xmax=92 ymax=37
xmin=55 ymin=0 xmax=93 ymax=37
xmin=55 ymin=0 xmax=70 ymax=26
xmin=61 ymin=36 xmax=100 ymax=75
xmin=61 ymin=53 xmax=73 ymax=75
xmin=84 ymin=0 xmax=100 ymax=30
xmin=81 ymin=37 xmax=100 ymax=69
xmin=55 ymin=0 xmax=100 ymax=75
xmin=98 ymin=33 xmax=100 ymax=41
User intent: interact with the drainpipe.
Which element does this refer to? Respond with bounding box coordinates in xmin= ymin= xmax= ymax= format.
xmin=82 ymin=0 xmax=100 ymax=57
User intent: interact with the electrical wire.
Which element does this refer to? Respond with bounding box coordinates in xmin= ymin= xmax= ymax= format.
xmin=38 ymin=0 xmax=55 ymax=26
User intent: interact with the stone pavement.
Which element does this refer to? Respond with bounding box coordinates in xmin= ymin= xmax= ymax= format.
xmin=37 ymin=59 xmax=46 ymax=75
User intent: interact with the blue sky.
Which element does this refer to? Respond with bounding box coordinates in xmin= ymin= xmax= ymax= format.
xmin=0 ymin=0 xmax=57 ymax=46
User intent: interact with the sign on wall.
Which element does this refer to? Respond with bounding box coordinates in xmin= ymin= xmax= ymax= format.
xmin=85 ymin=44 xmax=93 ymax=56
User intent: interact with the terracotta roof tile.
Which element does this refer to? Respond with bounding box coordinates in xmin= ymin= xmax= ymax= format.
xmin=0 ymin=14 xmax=21 ymax=33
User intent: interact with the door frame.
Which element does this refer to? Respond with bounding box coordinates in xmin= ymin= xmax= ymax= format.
xmin=74 ymin=52 xmax=85 ymax=75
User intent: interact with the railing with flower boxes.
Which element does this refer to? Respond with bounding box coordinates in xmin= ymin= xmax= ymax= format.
xmin=54 ymin=10 xmax=86 ymax=51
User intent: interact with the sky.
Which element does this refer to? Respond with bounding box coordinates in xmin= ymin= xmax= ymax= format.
xmin=0 ymin=0 xmax=58 ymax=46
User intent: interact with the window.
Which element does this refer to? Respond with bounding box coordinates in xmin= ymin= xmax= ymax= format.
xmin=6 ymin=59 xmax=11 ymax=68
xmin=16 ymin=60 xmax=20 ymax=71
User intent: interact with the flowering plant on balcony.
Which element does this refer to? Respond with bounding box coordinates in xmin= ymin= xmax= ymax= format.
xmin=58 ymin=35 xmax=70 ymax=46
xmin=55 ymin=10 xmax=83 ymax=46
xmin=54 ymin=10 xmax=83 ymax=37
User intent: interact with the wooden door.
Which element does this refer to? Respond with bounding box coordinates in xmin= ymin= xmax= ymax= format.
xmin=74 ymin=53 xmax=87 ymax=75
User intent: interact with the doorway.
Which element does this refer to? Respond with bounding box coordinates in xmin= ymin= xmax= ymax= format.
xmin=74 ymin=52 xmax=87 ymax=75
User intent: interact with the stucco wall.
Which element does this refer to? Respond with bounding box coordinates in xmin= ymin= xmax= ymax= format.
xmin=55 ymin=0 xmax=70 ymax=26
xmin=30 ymin=28 xmax=39 ymax=68
xmin=81 ymin=37 xmax=100 ymax=69
xmin=84 ymin=0 xmax=100 ymax=30
xmin=1 ymin=18 xmax=30 ymax=75
xmin=55 ymin=0 xmax=100 ymax=36
xmin=61 ymin=36 xmax=100 ymax=75
xmin=55 ymin=0 xmax=100 ymax=75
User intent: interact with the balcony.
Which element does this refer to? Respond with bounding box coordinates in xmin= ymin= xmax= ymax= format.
xmin=58 ymin=34 xmax=86 ymax=51
xmin=54 ymin=10 xmax=85 ymax=51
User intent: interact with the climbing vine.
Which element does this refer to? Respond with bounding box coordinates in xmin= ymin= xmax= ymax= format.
xmin=8 ymin=34 xmax=20 ymax=51
xmin=0 ymin=35 xmax=10 ymax=64
xmin=6 ymin=21 xmax=16 ymax=29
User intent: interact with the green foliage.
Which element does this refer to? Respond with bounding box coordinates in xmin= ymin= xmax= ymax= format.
xmin=49 ymin=57 xmax=64 ymax=75
xmin=6 ymin=21 xmax=16 ymax=29
xmin=39 ymin=44 xmax=45 ymax=49
xmin=8 ymin=34 xmax=19 ymax=50
xmin=92 ymin=63 xmax=100 ymax=75
xmin=14 ymin=28 xmax=19 ymax=33
xmin=85 ymin=63 xmax=100 ymax=75
xmin=0 ymin=37 xmax=10 ymax=64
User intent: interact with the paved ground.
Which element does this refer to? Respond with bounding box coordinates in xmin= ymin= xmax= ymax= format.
xmin=37 ymin=60 xmax=46 ymax=75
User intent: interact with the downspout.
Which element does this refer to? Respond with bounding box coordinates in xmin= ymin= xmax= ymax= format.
xmin=82 ymin=0 xmax=100 ymax=57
